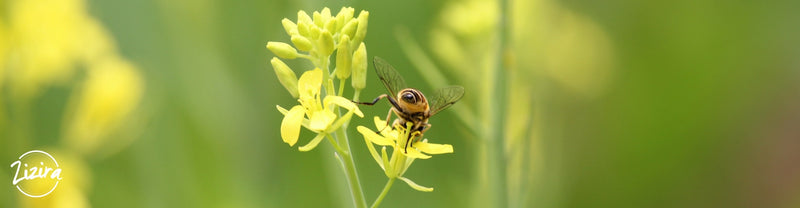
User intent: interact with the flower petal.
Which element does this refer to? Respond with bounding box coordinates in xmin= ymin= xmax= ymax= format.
xmin=276 ymin=105 xmax=289 ymax=114
xmin=325 ymin=110 xmax=354 ymax=133
xmin=281 ymin=105 xmax=306 ymax=146
xmin=398 ymin=177 xmax=433 ymax=192
xmin=298 ymin=133 xmax=326 ymax=151
xmin=297 ymin=68 xmax=323 ymax=100
xmin=278 ymin=105 xmax=312 ymax=129
xmin=358 ymin=126 xmax=385 ymax=170
xmin=381 ymin=147 xmax=392 ymax=177
xmin=309 ymin=109 xmax=336 ymax=131
xmin=373 ymin=116 xmax=387 ymax=131
xmin=414 ymin=142 xmax=454 ymax=155
xmin=357 ymin=125 xmax=394 ymax=146
xmin=404 ymin=147 xmax=431 ymax=159
xmin=324 ymin=96 xmax=363 ymax=117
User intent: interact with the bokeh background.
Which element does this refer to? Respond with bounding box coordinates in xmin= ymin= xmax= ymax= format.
xmin=1 ymin=0 xmax=799 ymax=207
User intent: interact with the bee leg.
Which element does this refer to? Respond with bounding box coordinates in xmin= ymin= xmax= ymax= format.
xmin=376 ymin=109 xmax=393 ymax=134
xmin=404 ymin=131 xmax=423 ymax=153
xmin=408 ymin=123 xmax=431 ymax=149
xmin=421 ymin=123 xmax=432 ymax=134
xmin=353 ymin=94 xmax=388 ymax=105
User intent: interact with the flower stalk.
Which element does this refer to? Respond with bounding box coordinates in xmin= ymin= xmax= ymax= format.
xmin=371 ymin=177 xmax=396 ymax=208
xmin=268 ymin=7 xmax=370 ymax=208
xmin=488 ymin=0 xmax=511 ymax=207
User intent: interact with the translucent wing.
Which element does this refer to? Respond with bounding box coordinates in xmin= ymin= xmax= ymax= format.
xmin=373 ymin=56 xmax=406 ymax=96
xmin=429 ymin=86 xmax=465 ymax=116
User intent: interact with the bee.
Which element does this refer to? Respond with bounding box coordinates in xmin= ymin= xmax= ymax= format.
xmin=357 ymin=56 xmax=465 ymax=153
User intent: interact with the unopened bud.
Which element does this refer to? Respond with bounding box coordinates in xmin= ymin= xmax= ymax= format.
xmin=267 ymin=42 xmax=298 ymax=59
xmin=313 ymin=11 xmax=323 ymax=28
xmin=335 ymin=35 xmax=351 ymax=79
xmin=352 ymin=11 xmax=369 ymax=46
xmin=321 ymin=7 xmax=332 ymax=21
xmin=270 ymin=57 xmax=299 ymax=98
xmin=324 ymin=19 xmax=336 ymax=34
xmin=297 ymin=22 xmax=310 ymax=37
xmin=310 ymin=26 xmax=321 ymax=40
xmin=340 ymin=19 xmax=358 ymax=40
xmin=298 ymin=10 xmax=312 ymax=25
xmin=319 ymin=30 xmax=335 ymax=56
xmin=351 ymin=42 xmax=367 ymax=90
xmin=281 ymin=18 xmax=297 ymax=36
xmin=291 ymin=35 xmax=313 ymax=51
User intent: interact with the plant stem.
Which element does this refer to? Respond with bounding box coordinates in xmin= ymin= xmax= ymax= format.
xmin=487 ymin=0 xmax=510 ymax=207
xmin=320 ymin=51 xmax=366 ymax=208
xmin=371 ymin=177 xmax=396 ymax=208
xmin=335 ymin=129 xmax=368 ymax=208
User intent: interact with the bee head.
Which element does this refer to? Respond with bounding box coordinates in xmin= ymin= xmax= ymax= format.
xmin=397 ymin=88 xmax=427 ymax=107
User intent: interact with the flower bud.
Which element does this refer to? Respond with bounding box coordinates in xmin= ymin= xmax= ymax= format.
xmin=340 ymin=19 xmax=358 ymax=40
xmin=297 ymin=22 xmax=310 ymax=37
xmin=324 ymin=19 xmax=336 ymax=34
xmin=335 ymin=8 xmax=347 ymax=31
xmin=321 ymin=7 xmax=332 ymax=21
xmin=352 ymin=11 xmax=369 ymax=46
xmin=351 ymin=42 xmax=367 ymax=90
xmin=266 ymin=42 xmax=298 ymax=59
xmin=319 ymin=30 xmax=335 ymax=56
xmin=298 ymin=10 xmax=312 ymax=25
xmin=313 ymin=11 xmax=323 ymax=28
xmin=335 ymin=35 xmax=351 ymax=79
xmin=310 ymin=26 xmax=321 ymax=40
xmin=291 ymin=35 xmax=313 ymax=51
xmin=270 ymin=57 xmax=299 ymax=98
xmin=338 ymin=7 xmax=355 ymax=24
xmin=281 ymin=18 xmax=297 ymax=36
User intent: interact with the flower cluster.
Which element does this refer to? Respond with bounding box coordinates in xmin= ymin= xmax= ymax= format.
xmin=357 ymin=117 xmax=454 ymax=192
xmin=269 ymin=7 xmax=369 ymax=151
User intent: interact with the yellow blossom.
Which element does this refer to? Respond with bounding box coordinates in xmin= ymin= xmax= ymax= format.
xmin=7 ymin=0 xmax=88 ymax=97
xmin=357 ymin=116 xmax=454 ymax=192
xmin=62 ymin=57 xmax=144 ymax=156
xmin=276 ymin=68 xmax=363 ymax=151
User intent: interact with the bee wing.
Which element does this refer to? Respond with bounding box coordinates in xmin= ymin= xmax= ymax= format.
xmin=373 ymin=56 xmax=407 ymax=96
xmin=429 ymin=86 xmax=465 ymax=116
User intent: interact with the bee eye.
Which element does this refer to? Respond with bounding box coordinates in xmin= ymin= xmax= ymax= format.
xmin=402 ymin=93 xmax=416 ymax=103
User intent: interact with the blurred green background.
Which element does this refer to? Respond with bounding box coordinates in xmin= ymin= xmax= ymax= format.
xmin=1 ymin=0 xmax=799 ymax=207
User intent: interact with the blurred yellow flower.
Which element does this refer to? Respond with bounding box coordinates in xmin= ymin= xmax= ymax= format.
xmin=276 ymin=68 xmax=363 ymax=151
xmin=63 ymin=57 xmax=144 ymax=156
xmin=2 ymin=0 xmax=143 ymax=207
xmin=17 ymin=150 xmax=91 ymax=208
xmin=7 ymin=0 xmax=88 ymax=97
xmin=357 ymin=117 xmax=453 ymax=192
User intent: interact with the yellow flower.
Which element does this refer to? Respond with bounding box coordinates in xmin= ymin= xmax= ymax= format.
xmin=6 ymin=0 xmax=111 ymax=98
xmin=17 ymin=150 xmax=91 ymax=208
xmin=276 ymin=68 xmax=363 ymax=151
xmin=63 ymin=57 xmax=144 ymax=156
xmin=357 ymin=117 xmax=454 ymax=192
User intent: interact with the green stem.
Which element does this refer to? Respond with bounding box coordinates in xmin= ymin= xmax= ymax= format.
xmin=335 ymin=128 xmax=368 ymax=208
xmin=326 ymin=133 xmax=345 ymax=153
xmin=353 ymin=90 xmax=361 ymax=102
xmin=371 ymin=177 xmax=396 ymax=208
xmin=487 ymin=0 xmax=510 ymax=207
xmin=338 ymin=78 xmax=346 ymax=97
xmin=317 ymin=51 xmax=366 ymax=208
